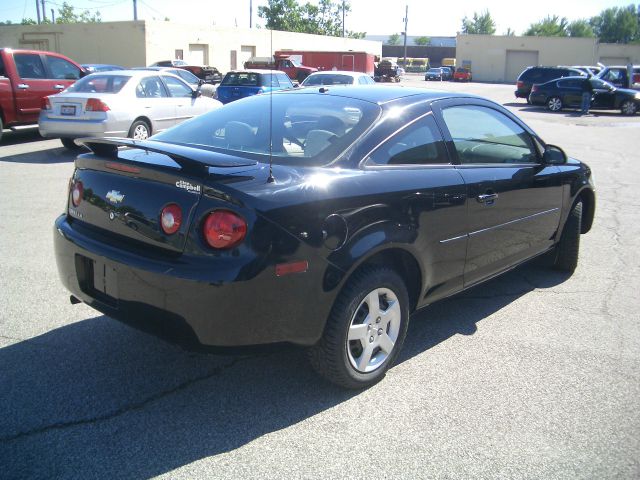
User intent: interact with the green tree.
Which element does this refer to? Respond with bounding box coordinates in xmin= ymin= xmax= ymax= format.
xmin=56 ymin=2 xmax=101 ymax=23
xmin=567 ymin=19 xmax=595 ymax=37
xmin=461 ymin=10 xmax=496 ymax=35
xmin=524 ymin=15 xmax=568 ymax=36
xmin=258 ymin=0 xmax=363 ymax=37
xmin=590 ymin=5 xmax=639 ymax=43
xmin=387 ymin=33 xmax=401 ymax=45
xmin=414 ymin=36 xmax=430 ymax=46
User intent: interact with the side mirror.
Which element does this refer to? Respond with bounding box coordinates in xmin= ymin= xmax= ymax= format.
xmin=543 ymin=144 xmax=567 ymax=165
xmin=191 ymin=88 xmax=201 ymax=98
xmin=198 ymin=79 xmax=204 ymax=86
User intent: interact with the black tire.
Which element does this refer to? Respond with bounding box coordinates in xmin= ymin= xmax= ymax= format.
xmin=553 ymin=201 xmax=582 ymax=272
xmin=60 ymin=138 xmax=81 ymax=150
xmin=620 ymin=100 xmax=637 ymax=116
xmin=308 ymin=266 xmax=410 ymax=389
xmin=547 ymin=96 xmax=563 ymax=112
xmin=128 ymin=119 xmax=151 ymax=140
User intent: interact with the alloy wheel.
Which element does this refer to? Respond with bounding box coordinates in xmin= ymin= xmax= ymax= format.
xmin=346 ymin=287 xmax=401 ymax=373
xmin=548 ymin=97 xmax=562 ymax=111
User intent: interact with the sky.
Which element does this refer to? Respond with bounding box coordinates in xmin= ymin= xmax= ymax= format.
xmin=0 ymin=0 xmax=631 ymax=36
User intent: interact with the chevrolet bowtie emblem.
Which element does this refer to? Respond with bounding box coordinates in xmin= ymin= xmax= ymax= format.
xmin=106 ymin=190 xmax=125 ymax=204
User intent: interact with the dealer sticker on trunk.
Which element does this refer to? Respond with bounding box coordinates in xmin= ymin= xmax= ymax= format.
xmin=176 ymin=180 xmax=201 ymax=194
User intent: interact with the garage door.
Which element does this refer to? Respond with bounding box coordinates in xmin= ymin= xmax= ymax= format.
xmin=240 ymin=46 xmax=256 ymax=69
xmin=600 ymin=57 xmax=629 ymax=66
xmin=188 ymin=44 xmax=208 ymax=65
xmin=505 ymin=50 xmax=539 ymax=83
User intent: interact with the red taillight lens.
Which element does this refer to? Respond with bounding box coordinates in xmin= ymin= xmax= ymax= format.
xmin=71 ymin=180 xmax=83 ymax=207
xmin=41 ymin=97 xmax=52 ymax=110
xmin=85 ymin=98 xmax=110 ymax=112
xmin=517 ymin=81 xmax=524 ymax=88
xmin=160 ymin=204 xmax=182 ymax=235
xmin=203 ymin=210 xmax=247 ymax=249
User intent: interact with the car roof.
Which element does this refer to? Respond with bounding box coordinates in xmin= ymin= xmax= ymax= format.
xmin=277 ymin=85 xmax=475 ymax=105
xmin=83 ymin=69 xmax=186 ymax=80
xmin=307 ymin=71 xmax=366 ymax=77
xmin=225 ymin=69 xmax=287 ymax=75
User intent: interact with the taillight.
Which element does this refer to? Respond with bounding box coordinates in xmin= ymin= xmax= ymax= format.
xmin=41 ymin=97 xmax=52 ymax=110
xmin=85 ymin=98 xmax=110 ymax=112
xmin=203 ymin=210 xmax=247 ymax=249
xmin=160 ymin=204 xmax=182 ymax=235
xmin=517 ymin=81 xmax=524 ymax=88
xmin=71 ymin=180 xmax=83 ymax=207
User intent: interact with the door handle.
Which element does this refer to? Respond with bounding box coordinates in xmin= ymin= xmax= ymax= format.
xmin=477 ymin=192 xmax=499 ymax=204
xmin=54 ymin=84 xmax=65 ymax=89
xmin=17 ymin=83 xmax=29 ymax=89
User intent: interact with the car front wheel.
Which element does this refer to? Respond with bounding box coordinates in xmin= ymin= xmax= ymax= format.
xmin=621 ymin=100 xmax=637 ymax=115
xmin=308 ymin=266 xmax=410 ymax=389
xmin=547 ymin=96 xmax=563 ymax=112
xmin=553 ymin=201 xmax=582 ymax=272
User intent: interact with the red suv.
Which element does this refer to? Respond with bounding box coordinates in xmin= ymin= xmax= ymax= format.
xmin=453 ymin=67 xmax=472 ymax=82
xmin=0 ymin=48 xmax=85 ymax=141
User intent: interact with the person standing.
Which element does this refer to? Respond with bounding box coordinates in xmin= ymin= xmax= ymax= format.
xmin=627 ymin=62 xmax=634 ymax=89
xmin=581 ymin=77 xmax=593 ymax=115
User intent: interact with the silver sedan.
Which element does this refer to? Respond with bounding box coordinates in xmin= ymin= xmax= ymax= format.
xmin=39 ymin=70 xmax=222 ymax=149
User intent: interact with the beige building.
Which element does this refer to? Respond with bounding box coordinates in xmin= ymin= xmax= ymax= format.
xmin=0 ymin=20 xmax=381 ymax=72
xmin=456 ymin=34 xmax=640 ymax=83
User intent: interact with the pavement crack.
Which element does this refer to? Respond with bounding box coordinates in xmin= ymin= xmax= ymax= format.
xmin=0 ymin=354 xmax=261 ymax=444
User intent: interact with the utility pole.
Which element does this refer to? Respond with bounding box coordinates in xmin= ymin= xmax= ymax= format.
xmin=402 ymin=5 xmax=408 ymax=68
xmin=41 ymin=0 xmax=46 ymax=22
xmin=250 ymin=0 xmax=253 ymax=28
xmin=342 ymin=0 xmax=345 ymax=37
xmin=133 ymin=0 xmax=138 ymax=21
xmin=35 ymin=0 xmax=41 ymax=24
xmin=51 ymin=8 xmax=55 ymax=23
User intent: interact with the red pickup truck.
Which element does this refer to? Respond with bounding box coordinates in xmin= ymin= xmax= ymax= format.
xmin=0 ymin=48 xmax=85 ymax=141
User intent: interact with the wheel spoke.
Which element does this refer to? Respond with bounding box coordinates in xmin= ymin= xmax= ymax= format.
xmin=366 ymin=291 xmax=381 ymax=318
xmin=357 ymin=343 xmax=375 ymax=371
xmin=378 ymin=333 xmax=395 ymax=355
xmin=348 ymin=323 xmax=368 ymax=341
xmin=380 ymin=299 xmax=400 ymax=328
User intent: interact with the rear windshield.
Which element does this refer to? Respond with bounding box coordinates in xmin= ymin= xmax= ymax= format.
xmin=66 ymin=75 xmax=130 ymax=93
xmin=303 ymin=74 xmax=355 ymax=86
xmin=152 ymin=92 xmax=381 ymax=166
xmin=428 ymin=68 xmax=441 ymax=73
xmin=456 ymin=68 xmax=466 ymax=73
xmin=221 ymin=72 xmax=262 ymax=86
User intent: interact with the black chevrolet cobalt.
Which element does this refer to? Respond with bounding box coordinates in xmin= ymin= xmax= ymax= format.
xmin=54 ymin=86 xmax=595 ymax=388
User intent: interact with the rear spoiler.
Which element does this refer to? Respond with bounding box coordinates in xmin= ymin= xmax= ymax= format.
xmin=77 ymin=137 xmax=257 ymax=177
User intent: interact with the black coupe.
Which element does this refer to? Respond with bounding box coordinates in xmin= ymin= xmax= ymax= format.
xmin=54 ymin=86 xmax=595 ymax=388
xmin=530 ymin=76 xmax=640 ymax=115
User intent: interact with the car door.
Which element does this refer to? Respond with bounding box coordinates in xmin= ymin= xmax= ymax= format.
xmin=590 ymin=79 xmax=616 ymax=110
xmin=12 ymin=52 xmax=60 ymax=123
xmin=160 ymin=74 xmax=201 ymax=124
xmin=558 ymin=79 xmax=582 ymax=107
xmin=135 ymin=75 xmax=175 ymax=132
xmin=433 ymin=99 xmax=563 ymax=288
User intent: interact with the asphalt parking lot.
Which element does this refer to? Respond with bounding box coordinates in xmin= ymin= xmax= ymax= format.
xmin=1 ymin=74 xmax=639 ymax=479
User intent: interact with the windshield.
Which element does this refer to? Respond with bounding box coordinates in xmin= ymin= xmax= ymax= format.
xmin=152 ymin=92 xmax=380 ymax=166
xmin=302 ymin=74 xmax=355 ymax=86
xmin=66 ymin=74 xmax=130 ymax=93
xmin=221 ymin=72 xmax=261 ymax=86
xmin=428 ymin=69 xmax=441 ymax=73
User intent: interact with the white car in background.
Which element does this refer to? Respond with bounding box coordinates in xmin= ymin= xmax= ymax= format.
xmin=39 ymin=70 xmax=222 ymax=150
xmin=300 ymin=70 xmax=375 ymax=87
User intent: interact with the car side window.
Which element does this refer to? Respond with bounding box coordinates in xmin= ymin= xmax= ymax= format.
xmin=442 ymin=105 xmax=538 ymax=165
xmin=136 ymin=76 xmax=168 ymax=98
xmin=161 ymin=75 xmax=193 ymax=97
xmin=45 ymin=55 xmax=81 ymax=80
xmin=0 ymin=56 xmax=6 ymax=77
xmin=369 ymin=114 xmax=449 ymax=165
xmin=358 ymin=76 xmax=369 ymax=85
xmin=14 ymin=53 xmax=46 ymax=79
xmin=265 ymin=74 xmax=280 ymax=87
xmin=278 ymin=73 xmax=292 ymax=87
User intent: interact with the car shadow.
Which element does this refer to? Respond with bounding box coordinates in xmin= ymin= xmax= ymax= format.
xmin=0 ymin=128 xmax=43 ymax=146
xmin=0 ymin=258 xmax=569 ymax=478
xmin=0 ymin=145 xmax=82 ymax=164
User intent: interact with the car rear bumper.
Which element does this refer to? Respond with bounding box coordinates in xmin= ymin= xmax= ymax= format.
xmin=528 ymin=93 xmax=546 ymax=105
xmin=54 ymin=215 xmax=328 ymax=348
xmin=515 ymin=89 xmax=530 ymax=99
xmin=39 ymin=116 xmax=128 ymax=138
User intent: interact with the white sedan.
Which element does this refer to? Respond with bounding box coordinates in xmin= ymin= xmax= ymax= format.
xmin=300 ymin=70 xmax=376 ymax=87
xmin=39 ymin=70 xmax=222 ymax=149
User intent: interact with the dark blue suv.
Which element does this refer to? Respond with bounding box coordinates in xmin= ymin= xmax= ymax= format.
xmin=216 ymin=70 xmax=294 ymax=104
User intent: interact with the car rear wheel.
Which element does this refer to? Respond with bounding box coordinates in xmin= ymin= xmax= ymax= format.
xmin=621 ymin=100 xmax=637 ymax=115
xmin=60 ymin=138 xmax=81 ymax=150
xmin=308 ymin=266 xmax=410 ymax=389
xmin=128 ymin=120 xmax=151 ymax=140
xmin=547 ymin=96 xmax=563 ymax=112
xmin=553 ymin=201 xmax=582 ymax=272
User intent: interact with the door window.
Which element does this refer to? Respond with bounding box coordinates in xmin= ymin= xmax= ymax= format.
xmin=161 ymin=75 xmax=193 ymax=97
xmin=14 ymin=53 xmax=46 ymax=79
xmin=442 ymin=105 xmax=538 ymax=164
xmin=45 ymin=55 xmax=82 ymax=80
xmin=136 ymin=76 xmax=168 ymax=98
xmin=369 ymin=115 xmax=449 ymax=165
